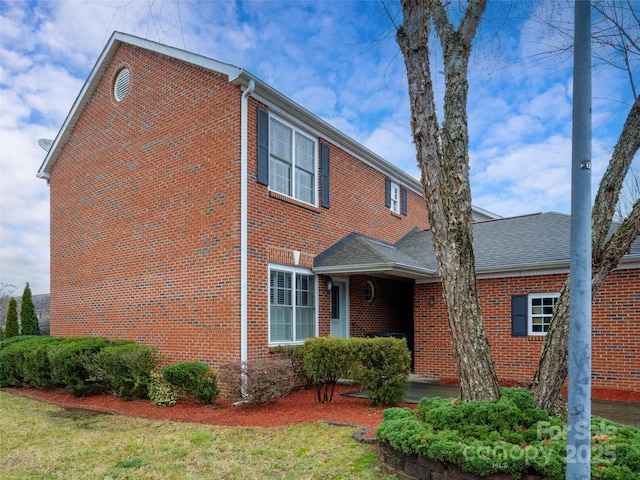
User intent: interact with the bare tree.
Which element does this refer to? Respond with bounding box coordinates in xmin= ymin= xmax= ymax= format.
xmin=530 ymin=0 xmax=640 ymax=409
xmin=614 ymin=167 xmax=640 ymax=221
xmin=0 ymin=282 xmax=17 ymax=326
xmin=397 ymin=0 xmax=500 ymax=402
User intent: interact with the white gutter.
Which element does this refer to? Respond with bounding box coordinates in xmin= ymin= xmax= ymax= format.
xmin=240 ymin=79 xmax=255 ymax=363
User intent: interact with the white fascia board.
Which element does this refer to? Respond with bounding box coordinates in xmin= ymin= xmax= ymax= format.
xmin=313 ymin=263 xmax=436 ymax=280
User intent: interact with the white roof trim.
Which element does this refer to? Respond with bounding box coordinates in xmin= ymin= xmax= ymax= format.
xmin=35 ymin=31 xmax=493 ymax=218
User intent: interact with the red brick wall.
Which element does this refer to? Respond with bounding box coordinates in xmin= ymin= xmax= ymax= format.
xmin=49 ymin=44 xmax=431 ymax=366
xmin=348 ymin=276 xmax=413 ymax=338
xmin=50 ymin=45 xmax=244 ymax=366
xmin=243 ymin=97 xmax=429 ymax=358
xmin=414 ymin=269 xmax=640 ymax=392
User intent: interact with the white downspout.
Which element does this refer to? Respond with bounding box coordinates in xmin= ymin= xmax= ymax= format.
xmin=240 ymin=79 xmax=255 ymax=365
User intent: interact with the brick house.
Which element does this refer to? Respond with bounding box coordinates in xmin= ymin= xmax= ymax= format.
xmin=37 ymin=32 xmax=639 ymax=394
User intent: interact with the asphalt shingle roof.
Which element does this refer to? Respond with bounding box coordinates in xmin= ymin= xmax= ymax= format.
xmin=315 ymin=212 xmax=640 ymax=277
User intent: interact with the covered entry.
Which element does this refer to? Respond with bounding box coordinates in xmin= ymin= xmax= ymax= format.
xmin=314 ymin=232 xmax=437 ymax=359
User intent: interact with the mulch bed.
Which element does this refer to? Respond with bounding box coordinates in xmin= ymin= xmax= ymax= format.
xmin=3 ymin=384 xmax=400 ymax=439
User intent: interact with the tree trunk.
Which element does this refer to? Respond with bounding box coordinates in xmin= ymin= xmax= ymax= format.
xmin=398 ymin=0 xmax=499 ymax=402
xmin=530 ymin=98 xmax=640 ymax=410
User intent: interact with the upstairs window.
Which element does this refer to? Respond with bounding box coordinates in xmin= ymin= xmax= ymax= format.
xmin=385 ymin=178 xmax=408 ymax=215
xmin=389 ymin=181 xmax=400 ymax=214
xmin=269 ymin=118 xmax=316 ymax=204
xmin=257 ymin=108 xmax=328 ymax=208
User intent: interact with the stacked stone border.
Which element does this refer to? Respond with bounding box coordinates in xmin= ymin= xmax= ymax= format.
xmin=377 ymin=441 xmax=544 ymax=480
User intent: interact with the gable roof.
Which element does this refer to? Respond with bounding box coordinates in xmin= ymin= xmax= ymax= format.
xmin=36 ymin=32 xmax=417 ymax=194
xmin=315 ymin=212 xmax=640 ymax=280
xmin=36 ymin=31 xmax=497 ymax=221
xmin=313 ymin=232 xmax=436 ymax=280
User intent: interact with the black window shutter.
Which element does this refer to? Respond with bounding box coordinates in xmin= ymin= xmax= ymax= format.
xmin=257 ymin=107 xmax=269 ymax=185
xmin=511 ymin=295 xmax=528 ymax=336
xmin=401 ymin=186 xmax=408 ymax=215
xmin=385 ymin=178 xmax=391 ymax=208
xmin=320 ymin=143 xmax=330 ymax=208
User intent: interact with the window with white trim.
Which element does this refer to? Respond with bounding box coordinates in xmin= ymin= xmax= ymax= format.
xmin=389 ymin=181 xmax=400 ymax=214
xmin=269 ymin=266 xmax=317 ymax=344
xmin=269 ymin=117 xmax=317 ymax=205
xmin=528 ymin=293 xmax=559 ymax=335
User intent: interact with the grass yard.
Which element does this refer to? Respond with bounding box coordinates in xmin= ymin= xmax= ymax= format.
xmin=0 ymin=391 xmax=389 ymax=479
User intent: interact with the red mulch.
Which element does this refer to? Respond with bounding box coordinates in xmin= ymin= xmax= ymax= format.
xmin=2 ymin=384 xmax=401 ymax=439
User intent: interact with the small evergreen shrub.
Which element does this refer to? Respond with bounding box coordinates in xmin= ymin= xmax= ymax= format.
xmin=0 ymin=336 xmax=57 ymax=387
xmin=148 ymin=371 xmax=178 ymax=406
xmin=87 ymin=343 xmax=156 ymax=399
xmin=0 ymin=326 xmax=4 ymax=341
xmin=21 ymin=337 xmax=63 ymax=387
xmin=4 ymin=297 xmax=19 ymax=339
xmin=303 ymin=337 xmax=353 ymax=403
xmin=349 ymin=337 xmax=411 ymax=406
xmin=219 ymin=357 xmax=295 ymax=404
xmin=47 ymin=337 xmax=113 ymax=396
xmin=162 ymin=361 xmax=219 ymax=405
xmin=376 ymin=388 xmax=640 ymax=480
xmin=19 ymin=283 xmax=38 ymax=336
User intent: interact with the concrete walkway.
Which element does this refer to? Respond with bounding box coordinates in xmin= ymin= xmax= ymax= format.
xmin=403 ymin=376 xmax=640 ymax=428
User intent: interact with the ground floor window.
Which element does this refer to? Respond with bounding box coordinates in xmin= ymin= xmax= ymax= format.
xmin=269 ymin=265 xmax=317 ymax=344
xmin=528 ymin=293 xmax=559 ymax=335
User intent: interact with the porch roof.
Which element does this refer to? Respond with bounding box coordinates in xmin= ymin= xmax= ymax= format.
xmin=313 ymin=232 xmax=437 ymax=280
xmin=314 ymin=212 xmax=640 ymax=281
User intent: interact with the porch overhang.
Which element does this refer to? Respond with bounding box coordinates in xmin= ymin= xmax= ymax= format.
xmin=313 ymin=232 xmax=436 ymax=282
xmin=313 ymin=263 xmax=436 ymax=281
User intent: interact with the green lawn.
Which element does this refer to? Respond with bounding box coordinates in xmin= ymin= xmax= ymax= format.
xmin=0 ymin=391 xmax=390 ymax=479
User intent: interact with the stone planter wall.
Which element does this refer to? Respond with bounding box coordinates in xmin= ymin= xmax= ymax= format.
xmin=377 ymin=442 xmax=544 ymax=480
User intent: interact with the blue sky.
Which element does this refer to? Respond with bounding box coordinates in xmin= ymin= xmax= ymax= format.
xmin=1 ymin=0 xmax=638 ymax=294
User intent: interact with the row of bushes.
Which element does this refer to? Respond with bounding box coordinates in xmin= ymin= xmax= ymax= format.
xmin=0 ymin=336 xmax=155 ymax=398
xmin=1 ymin=335 xmax=411 ymax=407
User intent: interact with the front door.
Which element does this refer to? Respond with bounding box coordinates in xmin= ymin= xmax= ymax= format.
xmin=330 ymin=281 xmax=348 ymax=337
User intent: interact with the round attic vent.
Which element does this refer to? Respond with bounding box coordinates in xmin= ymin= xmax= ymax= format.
xmin=114 ymin=68 xmax=131 ymax=101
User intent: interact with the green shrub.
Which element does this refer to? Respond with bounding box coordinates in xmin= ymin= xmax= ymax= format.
xmin=47 ymin=337 xmax=113 ymax=396
xmin=87 ymin=343 xmax=156 ymax=399
xmin=162 ymin=361 xmax=219 ymax=404
xmin=19 ymin=283 xmax=38 ymax=336
xmin=0 ymin=336 xmax=58 ymax=387
xmin=22 ymin=337 xmax=64 ymax=387
xmin=218 ymin=357 xmax=295 ymax=404
xmin=148 ymin=371 xmax=178 ymax=407
xmin=349 ymin=337 xmax=411 ymax=406
xmin=4 ymin=297 xmax=19 ymax=339
xmin=0 ymin=326 xmax=4 ymax=341
xmin=376 ymin=388 xmax=640 ymax=480
xmin=303 ymin=337 xmax=353 ymax=403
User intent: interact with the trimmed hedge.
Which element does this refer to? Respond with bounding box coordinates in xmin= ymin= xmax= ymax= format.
xmin=303 ymin=337 xmax=353 ymax=403
xmin=303 ymin=336 xmax=411 ymax=405
xmin=0 ymin=336 xmax=156 ymax=399
xmin=161 ymin=361 xmax=219 ymax=405
xmin=86 ymin=343 xmax=156 ymax=399
xmin=350 ymin=337 xmax=411 ymax=406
